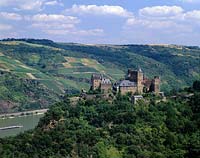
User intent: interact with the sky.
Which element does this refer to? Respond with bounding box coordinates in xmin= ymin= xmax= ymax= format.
xmin=0 ymin=0 xmax=200 ymax=45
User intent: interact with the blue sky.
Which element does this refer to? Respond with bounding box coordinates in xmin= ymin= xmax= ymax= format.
xmin=0 ymin=0 xmax=200 ymax=45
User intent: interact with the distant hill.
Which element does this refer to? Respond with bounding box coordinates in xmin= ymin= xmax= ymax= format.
xmin=0 ymin=39 xmax=199 ymax=112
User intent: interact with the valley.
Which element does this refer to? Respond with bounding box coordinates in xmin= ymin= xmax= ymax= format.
xmin=0 ymin=39 xmax=199 ymax=113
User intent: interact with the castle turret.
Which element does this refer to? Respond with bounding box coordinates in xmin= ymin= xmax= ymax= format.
xmin=152 ymin=76 xmax=160 ymax=94
xmin=126 ymin=69 xmax=144 ymax=94
xmin=91 ymin=74 xmax=102 ymax=90
xmin=137 ymin=69 xmax=144 ymax=94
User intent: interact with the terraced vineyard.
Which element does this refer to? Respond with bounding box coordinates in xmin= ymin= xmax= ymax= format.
xmin=0 ymin=40 xmax=125 ymax=112
xmin=0 ymin=39 xmax=199 ymax=112
xmin=0 ymin=41 xmax=124 ymax=92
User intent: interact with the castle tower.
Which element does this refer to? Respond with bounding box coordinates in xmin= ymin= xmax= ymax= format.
xmin=137 ymin=69 xmax=144 ymax=94
xmin=152 ymin=76 xmax=160 ymax=94
xmin=91 ymin=74 xmax=102 ymax=90
xmin=126 ymin=69 xmax=144 ymax=94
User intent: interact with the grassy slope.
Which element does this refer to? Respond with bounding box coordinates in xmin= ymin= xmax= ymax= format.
xmin=0 ymin=39 xmax=199 ymax=112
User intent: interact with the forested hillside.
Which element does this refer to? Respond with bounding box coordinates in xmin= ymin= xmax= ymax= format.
xmin=0 ymin=83 xmax=199 ymax=158
xmin=0 ymin=71 xmax=60 ymax=113
xmin=0 ymin=39 xmax=199 ymax=112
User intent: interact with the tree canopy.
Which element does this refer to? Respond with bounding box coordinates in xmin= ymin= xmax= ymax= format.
xmin=0 ymin=85 xmax=200 ymax=158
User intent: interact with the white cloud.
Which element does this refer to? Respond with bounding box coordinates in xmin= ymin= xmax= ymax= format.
xmin=184 ymin=10 xmax=200 ymax=20
xmin=179 ymin=0 xmax=200 ymax=3
xmin=73 ymin=29 xmax=104 ymax=36
xmin=19 ymin=0 xmax=43 ymax=11
xmin=0 ymin=12 xmax=22 ymax=20
xmin=31 ymin=14 xmax=79 ymax=33
xmin=0 ymin=0 xmax=63 ymax=11
xmin=32 ymin=14 xmax=80 ymax=23
xmin=45 ymin=28 xmax=104 ymax=36
xmin=32 ymin=23 xmax=75 ymax=29
xmin=30 ymin=13 xmax=103 ymax=37
xmin=123 ymin=5 xmax=198 ymax=45
xmin=0 ymin=0 xmax=44 ymax=11
xmin=0 ymin=0 xmax=16 ymax=6
xmin=0 ymin=32 xmax=18 ymax=39
xmin=139 ymin=6 xmax=184 ymax=17
xmin=126 ymin=18 xmax=137 ymax=25
xmin=66 ymin=4 xmax=133 ymax=18
xmin=45 ymin=0 xmax=63 ymax=6
xmin=125 ymin=6 xmax=198 ymax=31
xmin=0 ymin=24 xmax=12 ymax=30
xmin=126 ymin=18 xmax=178 ymax=29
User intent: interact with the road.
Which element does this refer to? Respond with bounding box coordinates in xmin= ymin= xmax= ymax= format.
xmin=0 ymin=109 xmax=48 ymax=118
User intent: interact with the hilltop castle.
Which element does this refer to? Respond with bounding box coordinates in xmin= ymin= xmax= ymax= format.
xmin=91 ymin=69 xmax=160 ymax=95
xmin=113 ymin=69 xmax=160 ymax=95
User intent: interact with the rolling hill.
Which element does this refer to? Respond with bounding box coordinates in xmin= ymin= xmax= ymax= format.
xmin=0 ymin=39 xmax=199 ymax=112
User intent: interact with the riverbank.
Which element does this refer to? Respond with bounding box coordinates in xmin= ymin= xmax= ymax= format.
xmin=0 ymin=114 xmax=44 ymax=137
xmin=0 ymin=109 xmax=48 ymax=118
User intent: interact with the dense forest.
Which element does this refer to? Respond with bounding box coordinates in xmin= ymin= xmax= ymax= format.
xmin=0 ymin=81 xmax=199 ymax=158
xmin=0 ymin=39 xmax=199 ymax=112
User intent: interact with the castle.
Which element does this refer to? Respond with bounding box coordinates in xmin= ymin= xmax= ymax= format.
xmin=91 ymin=69 xmax=160 ymax=95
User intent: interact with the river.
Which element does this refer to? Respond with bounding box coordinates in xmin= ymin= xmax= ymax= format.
xmin=0 ymin=114 xmax=44 ymax=138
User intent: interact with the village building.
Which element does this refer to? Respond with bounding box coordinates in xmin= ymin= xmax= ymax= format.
xmin=131 ymin=95 xmax=143 ymax=104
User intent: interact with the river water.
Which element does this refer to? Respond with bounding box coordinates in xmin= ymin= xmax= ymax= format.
xmin=0 ymin=114 xmax=44 ymax=138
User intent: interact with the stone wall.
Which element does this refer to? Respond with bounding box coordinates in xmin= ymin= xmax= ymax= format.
xmin=120 ymin=86 xmax=137 ymax=95
xmin=101 ymin=83 xmax=112 ymax=93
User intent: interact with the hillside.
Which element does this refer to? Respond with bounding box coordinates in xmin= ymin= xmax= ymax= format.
xmin=0 ymin=39 xmax=199 ymax=112
xmin=0 ymin=71 xmax=60 ymax=113
xmin=0 ymin=87 xmax=199 ymax=157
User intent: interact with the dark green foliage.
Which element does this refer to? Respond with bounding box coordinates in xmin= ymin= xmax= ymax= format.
xmin=193 ymin=80 xmax=200 ymax=91
xmin=0 ymin=89 xmax=199 ymax=158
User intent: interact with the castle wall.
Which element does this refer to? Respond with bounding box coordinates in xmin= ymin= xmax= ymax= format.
xmin=101 ymin=83 xmax=112 ymax=93
xmin=127 ymin=70 xmax=138 ymax=82
xmin=92 ymin=79 xmax=101 ymax=90
xmin=120 ymin=86 xmax=137 ymax=95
